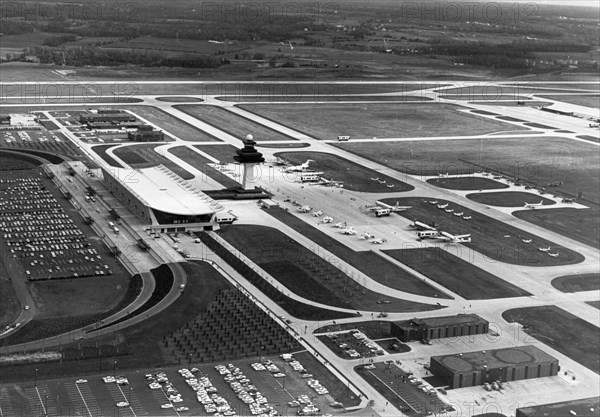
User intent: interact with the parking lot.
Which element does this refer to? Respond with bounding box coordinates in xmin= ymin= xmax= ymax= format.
xmin=0 ymin=354 xmax=343 ymax=417
xmin=0 ymin=125 xmax=81 ymax=158
xmin=318 ymin=330 xmax=386 ymax=359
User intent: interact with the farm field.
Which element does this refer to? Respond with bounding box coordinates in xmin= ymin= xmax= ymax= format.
xmin=503 ymin=306 xmax=600 ymax=374
xmin=336 ymin=137 xmax=600 ymax=204
xmin=384 ymin=248 xmax=530 ymax=299
xmin=265 ymin=207 xmax=449 ymax=300
xmin=275 ymin=151 xmax=414 ymax=193
xmin=125 ymin=106 xmax=220 ymax=142
xmin=514 ymin=207 xmax=600 ymax=249
xmin=427 ymin=177 xmax=509 ymax=191
xmin=238 ymin=103 xmax=528 ymax=140
xmin=466 ymin=191 xmax=556 ymax=207
xmin=217 ymin=225 xmax=442 ymax=312
xmin=551 ymin=273 xmax=600 ymax=293
xmin=379 ymin=197 xmax=584 ymax=266
xmin=176 ymin=105 xmax=297 ymax=142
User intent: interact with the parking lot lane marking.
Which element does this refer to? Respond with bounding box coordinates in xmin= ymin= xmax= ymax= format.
xmin=74 ymin=383 xmax=93 ymax=417
xmin=272 ymin=378 xmax=296 ymax=401
xmin=159 ymin=387 xmax=180 ymax=417
xmin=35 ymin=387 xmax=47 ymax=416
xmin=367 ymin=370 xmax=418 ymax=414
xmin=115 ymin=385 xmax=137 ymax=417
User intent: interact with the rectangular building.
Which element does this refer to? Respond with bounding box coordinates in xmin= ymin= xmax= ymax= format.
xmin=430 ymin=345 xmax=559 ymax=388
xmin=391 ymin=314 xmax=488 ymax=342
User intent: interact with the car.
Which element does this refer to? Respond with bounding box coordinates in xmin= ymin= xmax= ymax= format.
xmin=24 ymin=305 xmax=30 ymax=310
xmin=176 ymin=407 xmax=189 ymax=412
xmin=75 ymin=379 xmax=87 ymax=384
xmin=161 ymin=404 xmax=174 ymax=409
xmin=116 ymin=402 xmax=129 ymax=408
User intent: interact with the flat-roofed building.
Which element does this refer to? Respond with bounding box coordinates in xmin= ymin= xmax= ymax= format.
xmin=517 ymin=397 xmax=599 ymax=417
xmin=430 ymin=345 xmax=559 ymax=388
xmin=102 ymin=164 xmax=224 ymax=232
xmin=391 ymin=314 xmax=488 ymax=342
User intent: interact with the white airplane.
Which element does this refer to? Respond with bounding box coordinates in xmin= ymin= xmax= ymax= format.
xmin=341 ymin=227 xmax=356 ymax=235
xmin=410 ymin=221 xmax=437 ymax=231
xmin=288 ymin=41 xmax=294 ymax=50
xmin=377 ymin=179 xmax=387 ymax=184
xmin=462 ymin=216 xmax=472 ymax=220
xmin=312 ymin=210 xmax=323 ymax=217
xmin=370 ymin=177 xmax=380 ymax=182
xmin=208 ymin=40 xmax=224 ymax=44
xmin=437 ymin=203 xmax=449 ymax=209
xmin=436 ymin=231 xmax=472 ymax=244
xmin=538 ymin=247 xmax=551 ymax=252
xmin=333 ymin=222 xmax=345 ymax=228
xmin=368 ymin=201 xmax=411 ymax=215
xmin=548 ymin=252 xmax=559 ymax=257
xmin=297 ymin=205 xmax=312 ymax=213
xmin=429 ymin=200 xmax=438 ymax=204
xmin=284 ymin=160 xmax=315 ymax=172
xmin=453 ymin=212 xmax=464 ymax=216
xmin=445 ymin=208 xmax=454 ymax=213
xmin=524 ymin=200 xmax=544 ymax=209
xmin=386 ymin=184 xmax=395 ymax=188
xmin=360 ymin=232 xmax=375 ymax=240
xmin=321 ymin=216 xmax=333 ymax=224
xmin=370 ymin=237 xmax=386 ymax=244
xmin=438 ymin=172 xmax=449 ymax=177
xmin=315 ymin=177 xmax=343 ymax=187
xmin=522 ymin=239 xmax=532 ymax=244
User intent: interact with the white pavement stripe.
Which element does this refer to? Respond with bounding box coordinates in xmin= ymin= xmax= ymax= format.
xmin=35 ymin=387 xmax=47 ymax=416
xmin=74 ymin=383 xmax=93 ymax=417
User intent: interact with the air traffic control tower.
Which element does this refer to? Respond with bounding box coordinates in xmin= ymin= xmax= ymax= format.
xmin=234 ymin=134 xmax=265 ymax=190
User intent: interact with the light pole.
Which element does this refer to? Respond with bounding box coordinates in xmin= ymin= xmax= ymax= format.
xmin=113 ymin=360 xmax=117 ymax=378
xmin=35 ymin=368 xmax=38 ymax=387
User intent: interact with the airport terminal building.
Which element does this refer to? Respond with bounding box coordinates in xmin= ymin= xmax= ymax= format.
xmin=391 ymin=314 xmax=489 ymax=342
xmin=430 ymin=345 xmax=559 ymax=388
xmin=102 ymin=165 xmax=226 ymax=232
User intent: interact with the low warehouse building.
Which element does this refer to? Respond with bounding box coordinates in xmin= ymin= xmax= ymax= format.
xmin=430 ymin=345 xmax=559 ymax=388
xmin=391 ymin=314 xmax=489 ymax=342
xmin=516 ymin=397 xmax=599 ymax=417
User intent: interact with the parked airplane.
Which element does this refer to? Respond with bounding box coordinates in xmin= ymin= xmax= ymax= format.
xmin=522 ymin=239 xmax=532 ymax=244
xmin=312 ymin=210 xmax=323 ymax=217
xmin=548 ymin=252 xmax=559 ymax=257
xmin=321 ymin=216 xmax=334 ymax=224
xmin=410 ymin=220 xmax=437 ymax=231
xmin=437 ymin=203 xmax=449 ymax=209
xmin=313 ymin=177 xmax=343 ymax=187
xmin=453 ymin=212 xmax=464 ymax=216
xmin=445 ymin=208 xmax=454 ymax=213
xmin=333 ymin=222 xmax=345 ymax=228
xmin=524 ymin=200 xmax=544 ymax=209
xmin=360 ymin=232 xmax=375 ymax=240
xmin=367 ymin=201 xmax=411 ymax=217
xmin=386 ymin=184 xmax=395 ymax=189
xmin=538 ymin=247 xmax=551 ymax=252
xmin=377 ymin=179 xmax=387 ymax=184
xmin=208 ymin=40 xmax=224 ymax=44
xmin=284 ymin=160 xmax=315 ymax=172
xmin=429 ymin=200 xmax=438 ymax=204
xmin=370 ymin=237 xmax=386 ymax=244
xmin=462 ymin=216 xmax=472 ymax=220
xmin=437 ymin=231 xmax=472 ymax=244
xmin=370 ymin=177 xmax=380 ymax=182
xmin=297 ymin=205 xmax=312 ymax=213
xmin=341 ymin=227 xmax=357 ymax=235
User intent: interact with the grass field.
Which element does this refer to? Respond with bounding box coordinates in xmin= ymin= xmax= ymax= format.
xmin=336 ymin=137 xmax=600 ymax=205
xmin=218 ymin=95 xmax=432 ymax=102
xmin=513 ymin=207 xmax=600 ymax=249
xmin=193 ymin=144 xmax=239 ymax=163
xmin=379 ymin=197 xmax=584 ymax=266
xmin=176 ymin=105 xmax=297 ymax=141
xmin=384 ymin=248 xmax=530 ymax=299
xmin=550 ymin=273 xmax=600 ymax=293
xmin=275 ymin=151 xmax=414 ymax=193
xmin=168 ymin=146 xmax=240 ymax=188
xmin=0 ymin=153 xmax=42 ymax=170
xmin=466 ymin=191 xmax=556 ymax=207
xmin=155 ymin=96 xmax=204 ymax=102
xmin=502 ymin=306 xmax=600 ymax=374
xmin=217 ymin=225 xmax=441 ymax=312
xmin=238 ymin=103 xmax=528 ymax=141
xmin=90 ymin=144 xmax=122 ymax=167
xmin=265 ymin=207 xmax=448 ymax=300
xmin=537 ymin=94 xmax=600 ymax=108
xmin=0 ymin=266 xmax=21 ymax=326
xmin=586 ymin=300 xmax=600 ymax=310
xmin=126 ymin=106 xmax=220 ymax=142
xmin=427 ymin=177 xmax=509 ymax=191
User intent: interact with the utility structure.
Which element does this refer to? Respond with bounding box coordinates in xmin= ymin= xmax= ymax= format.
xmin=234 ymin=134 xmax=265 ymax=190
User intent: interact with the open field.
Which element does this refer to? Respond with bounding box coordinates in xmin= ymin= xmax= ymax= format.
xmin=0 ymin=265 xmax=21 ymax=326
xmin=217 ymin=225 xmax=440 ymax=311
xmin=239 ymin=103 xmax=527 ymax=140
xmin=502 ymin=306 xmax=600 ymax=374
xmin=193 ymin=145 xmax=239 ymax=163
xmin=176 ymin=105 xmax=297 ymax=142
xmin=586 ymin=301 xmax=600 ymax=310
xmin=113 ymin=144 xmax=195 ymax=179
xmin=275 ymin=151 xmax=414 ymax=193
xmin=336 ymin=137 xmax=600 ymax=205
xmin=168 ymin=146 xmax=240 ymax=189
xmin=379 ymin=197 xmax=584 ymax=266
xmin=265 ymin=207 xmax=448 ymax=300
xmin=427 ymin=177 xmax=509 ymax=191
xmin=550 ymin=273 xmax=600 ymax=293
xmin=90 ymin=144 xmax=122 ymax=167
xmin=513 ymin=207 xmax=600 ymax=249
xmin=384 ymin=248 xmax=530 ymax=299
xmin=0 ymin=152 xmax=43 ymax=170
xmin=537 ymin=94 xmax=600 ymax=108
xmin=155 ymin=96 xmax=204 ymax=102
xmin=125 ymin=105 xmax=220 ymax=142
xmin=466 ymin=191 xmax=556 ymax=207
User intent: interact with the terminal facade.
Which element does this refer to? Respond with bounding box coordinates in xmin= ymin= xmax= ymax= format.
xmin=391 ymin=314 xmax=489 ymax=342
